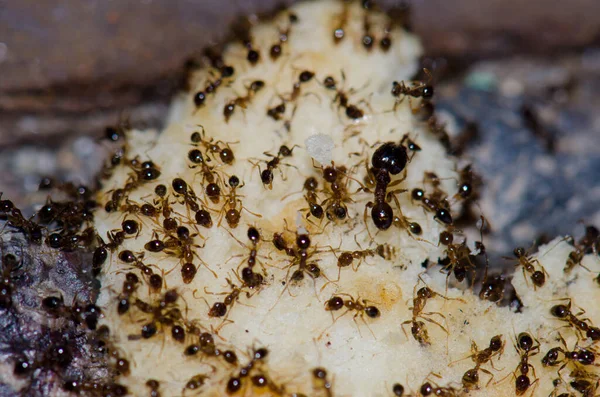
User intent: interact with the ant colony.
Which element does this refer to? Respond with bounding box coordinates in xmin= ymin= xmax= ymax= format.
xmin=84 ymin=0 xmax=600 ymax=396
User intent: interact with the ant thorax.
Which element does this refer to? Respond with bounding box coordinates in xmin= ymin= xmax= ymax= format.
xmin=76 ymin=1 xmax=600 ymax=397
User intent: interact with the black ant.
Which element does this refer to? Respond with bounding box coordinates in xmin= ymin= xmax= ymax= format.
xmin=219 ymin=175 xmax=260 ymax=228
xmin=363 ymin=140 xmax=410 ymax=231
xmin=509 ymin=247 xmax=548 ymax=289
xmin=401 ymin=277 xmax=462 ymax=345
xmin=550 ymin=299 xmax=600 ymax=341
xmin=322 ymin=74 xmax=364 ymax=120
xmin=187 ymin=148 xmax=224 ymax=203
xmin=323 ymin=293 xmax=380 ymax=337
xmin=255 ymin=145 xmax=297 ymax=189
xmin=456 ymin=335 xmax=504 ymax=390
xmin=223 ymin=80 xmax=265 ymax=122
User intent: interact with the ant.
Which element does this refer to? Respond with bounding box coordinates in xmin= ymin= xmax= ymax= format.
xmin=453 ymin=164 xmax=478 ymax=202
xmin=255 ymin=145 xmax=297 ymax=189
xmin=332 ymin=2 xmax=349 ymax=44
xmin=401 ymin=277 xmax=462 ymax=345
xmin=312 ymin=367 xmax=334 ymax=397
xmin=205 ymin=278 xmax=245 ymax=318
xmin=223 ymin=80 xmax=265 ymax=122
xmin=504 ymin=332 xmax=540 ymax=396
xmin=161 ymin=226 xmax=215 ymax=279
xmin=438 ymin=230 xmax=476 ymax=288
xmin=542 ymin=333 xmax=597 ymax=374
xmin=219 ymin=175 xmax=260 ymax=228
xmin=116 ymin=272 xmax=140 ymax=315
xmin=322 ymin=73 xmax=364 ymax=120
xmin=410 ymin=187 xmax=453 ymax=226
xmin=128 ymin=289 xmax=185 ymax=341
xmin=391 ymin=69 xmax=434 ymax=110
xmin=508 ymin=247 xmax=548 ymax=289
xmin=564 ymin=225 xmax=599 ymax=273
xmin=187 ymin=147 xmax=224 ymax=203
xmin=334 ymin=243 xmax=395 ymax=272
xmin=419 ymin=373 xmax=461 ymax=397
xmin=286 ymin=70 xmax=315 ymax=102
xmin=146 ymin=379 xmax=161 ymax=397
xmin=324 ymin=293 xmax=380 ymax=337
xmin=567 ymin=368 xmax=600 ymax=396
xmin=41 ymin=294 xmax=101 ymax=330
xmin=550 ymin=299 xmax=600 ymax=341
xmin=192 ymin=65 xmax=235 ymax=110
xmin=226 ymin=226 xmax=268 ymax=289
xmin=457 ymin=335 xmax=505 ymax=390
xmin=267 ymin=102 xmax=286 ymax=121
xmin=225 ymin=347 xmax=271 ymax=394
xmin=302 ymin=176 xmax=325 ymax=221
xmin=0 ymin=197 xmax=44 ymax=243
xmin=363 ymin=139 xmax=410 ymax=232
xmin=320 ymin=163 xmax=355 ymax=222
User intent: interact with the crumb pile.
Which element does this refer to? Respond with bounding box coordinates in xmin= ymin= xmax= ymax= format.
xmin=90 ymin=1 xmax=600 ymax=396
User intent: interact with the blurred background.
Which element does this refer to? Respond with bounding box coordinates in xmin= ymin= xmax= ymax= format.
xmin=1 ymin=0 xmax=600 ymax=257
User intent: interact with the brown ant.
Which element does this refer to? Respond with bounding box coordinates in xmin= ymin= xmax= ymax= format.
xmin=410 ymin=187 xmax=453 ymax=226
xmin=312 ymin=367 xmax=334 ymax=397
xmin=508 ymin=247 xmax=548 ymax=289
xmin=225 ymin=347 xmax=271 ymax=395
xmin=116 ymin=272 xmax=140 ymax=315
xmin=418 ymin=373 xmax=461 ymax=397
xmin=320 ymin=163 xmax=355 ymax=221
xmin=225 ymin=226 xmax=268 ymax=289
xmin=218 ymin=175 xmax=261 ymax=228
xmin=205 ymin=278 xmax=247 ymax=319
xmin=190 ymin=124 xmax=235 ymax=165
xmin=187 ymin=147 xmax=224 ymax=203
xmin=401 ymin=277 xmax=462 ymax=345
xmin=302 ymin=176 xmax=325 ymax=221
xmin=41 ymin=294 xmax=101 ymax=330
xmin=128 ymin=289 xmax=186 ymax=341
xmin=160 ymin=225 xmax=215 ymax=280
xmin=192 ymin=65 xmax=235 ymax=110
xmin=223 ymin=80 xmax=265 ymax=122
xmin=542 ymin=333 xmax=598 ymax=375
xmin=332 ymin=2 xmax=349 ymax=43
xmin=334 ymin=242 xmax=395 ymax=272
xmin=254 ymin=145 xmax=297 ymax=189
xmin=564 ymin=225 xmax=599 ymax=273
xmin=286 ymin=70 xmax=315 ymax=102
xmin=501 ymin=332 xmax=540 ymax=396
xmin=267 ymin=102 xmax=286 ymax=121
xmin=323 ymin=293 xmax=380 ymax=337
xmin=146 ymin=379 xmax=161 ymax=397
xmin=438 ymin=230 xmax=476 ymax=288
xmin=455 ymin=335 xmax=504 ymax=390
xmin=391 ymin=69 xmax=434 ymax=110
xmin=550 ymin=299 xmax=600 ymax=342
xmin=0 ymin=197 xmax=44 ymax=243
xmin=322 ymin=73 xmax=364 ymax=120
